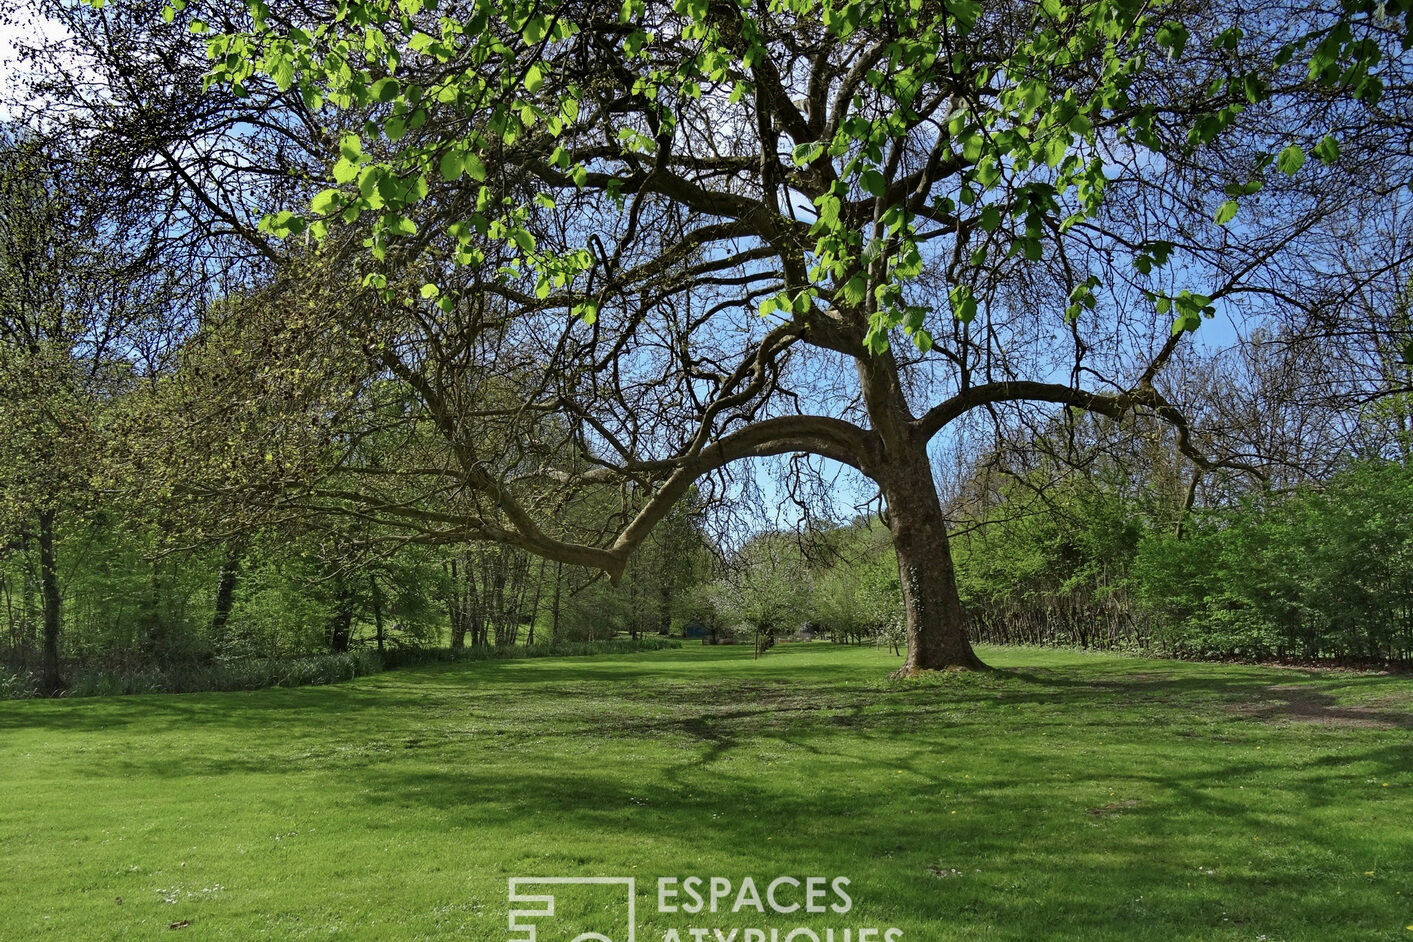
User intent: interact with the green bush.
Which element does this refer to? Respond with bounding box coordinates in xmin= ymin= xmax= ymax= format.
xmin=1135 ymin=461 xmax=1413 ymax=662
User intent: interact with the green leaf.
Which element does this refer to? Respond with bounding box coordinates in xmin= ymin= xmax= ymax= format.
xmin=1242 ymin=73 xmax=1266 ymax=104
xmin=949 ymin=0 xmax=981 ymax=30
xmin=1155 ymin=22 xmax=1189 ymax=59
xmin=524 ymin=63 xmax=545 ymax=93
xmin=859 ymin=168 xmax=886 ymax=197
xmin=271 ymin=57 xmax=294 ymax=91
xmin=463 ymin=153 xmax=487 ymax=182
xmin=310 ymin=188 xmax=342 ymax=215
xmin=339 ymin=133 xmax=362 ymax=162
xmin=1215 ymin=200 xmax=1239 ymax=225
xmin=522 ymin=14 xmax=547 ymax=44
xmin=420 ymin=283 xmax=440 ymax=299
xmin=840 ymin=275 xmax=867 ymax=307
xmin=439 ymin=150 xmax=462 ymax=181
xmin=261 ymin=210 xmax=304 ymax=237
xmin=1313 ymin=135 xmax=1340 ymax=166
xmin=792 ymin=142 xmax=825 ymax=166
xmin=1171 ymin=313 xmax=1201 ymax=334
xmin=371 ymin=77 xmax=400 ymax=103
xmin=332 ymin=157 xmax=360 ymax=184
xmin=950 ymin=285 xmax=977 ymax=323
xmin=1276 ymin=144 xmax=1306 ymax=176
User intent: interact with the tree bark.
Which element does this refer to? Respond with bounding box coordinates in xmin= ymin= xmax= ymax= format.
xmin=448 ymin=555 xmax=468 ymax=650
xmin=369 ymin=573 xmax=385 ymax=654
xmin=877 ymin=450 xmax=987 ymax=673
xmin=36 ymin=510 xmax=63 ymax=695
xmin=325 ymin=578 xmax=354 ymax=653
xmin=211 ymin=546 xmax=240 ymax=636
xmin=855 ymin=343 xmax=986 ymax=673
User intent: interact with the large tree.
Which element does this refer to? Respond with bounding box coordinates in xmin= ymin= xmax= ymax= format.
xmin=6 ymin=0 xmax=1392 ymax=672
xmin=153 ymin=0 xmax=1411 ymax=673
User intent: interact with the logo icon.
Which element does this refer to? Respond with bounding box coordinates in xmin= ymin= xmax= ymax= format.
xmin=507 ymin=877 xmax=637 ymax=942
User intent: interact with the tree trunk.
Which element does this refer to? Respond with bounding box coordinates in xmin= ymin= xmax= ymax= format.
xmin=522 ymin=559 xmax=536 ymax=649
xmin=325 ymin=578 xmax=354 ymax=653
xmin=550 ymin=560 xmax=562 ymax=643
xmin=37 ymin=510 xmax=63 ymax=695
xmin=369 ymin=574 xmax=385 ymax=654
xmin=212 ymin=546 xmax=240 ymax=636
xmin=856 ymin=344 xmax=985 ymax=674
xmin=448 ymin=556 xmax=467 ymax=650
xmin=877 ymin=446 xmax=987 ymax=674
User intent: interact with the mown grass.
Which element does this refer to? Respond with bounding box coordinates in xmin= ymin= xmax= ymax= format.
xmin=0 ymin=644 xmax=1408 ymax=940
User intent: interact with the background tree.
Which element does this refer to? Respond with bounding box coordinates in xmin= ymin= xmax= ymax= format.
xmin=0 ymin=134 xmax=177 ymax=692
xmin=708 ymin=532 xmax=813 ymax=653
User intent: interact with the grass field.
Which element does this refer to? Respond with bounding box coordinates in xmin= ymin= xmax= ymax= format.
xmin=1 ymin=644 xmax=1409 ymax=940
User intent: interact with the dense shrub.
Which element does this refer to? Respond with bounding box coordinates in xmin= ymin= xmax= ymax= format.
xmin=951 ymin=480 xmax=1151 ymax=652
xmin=58 ymin=650 xmax=386 ymax=697
xmin=1136 ymin=462 xmax=1413 ymax=663
xmin=943 ymin=456 xmax=1413 ymax=665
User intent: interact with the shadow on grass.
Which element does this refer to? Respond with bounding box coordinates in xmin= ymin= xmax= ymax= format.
xmin=4 ymin=644 xmax=1409 ymax=935
xmin=2 ymin=643 xmax=1410 ymax=735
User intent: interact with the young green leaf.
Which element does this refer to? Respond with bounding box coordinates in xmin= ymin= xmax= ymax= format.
xmin=1313 ymin=135 xmax=1340 ymax=166
xmin=371 ymin=77 xmax=401 ymax=102
xmin=1276 ymin=145 xmax=1306 ymax=176
xmin=310 ymin=188 xmax=342 ymax=215
xmin=439 ymin=150 xmax=462 ymax=181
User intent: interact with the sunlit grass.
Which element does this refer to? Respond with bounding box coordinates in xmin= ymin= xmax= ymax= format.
xmin=1 ymin=644 xmax=1408 ymax=940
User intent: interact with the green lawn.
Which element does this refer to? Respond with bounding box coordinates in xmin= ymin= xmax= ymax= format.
xmin=1 ymin=644 xmax=1409 ymax=940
